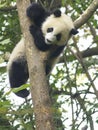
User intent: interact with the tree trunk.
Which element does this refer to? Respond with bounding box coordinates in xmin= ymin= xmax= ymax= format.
xmin=16 ymin=0 xmax=55 ymax=130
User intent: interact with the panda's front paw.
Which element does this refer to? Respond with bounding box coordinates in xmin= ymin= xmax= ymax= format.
xmin=26 ymin=3 xmax=38 ymax=19
xmin=29 ymin=25 xmax=38 ymax=35
xmin=27 ymin=3 xmax=45 ymax=20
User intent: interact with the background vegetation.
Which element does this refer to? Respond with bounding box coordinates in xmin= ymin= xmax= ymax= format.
xmin=0 ymin=0 xmax=98 ymax=130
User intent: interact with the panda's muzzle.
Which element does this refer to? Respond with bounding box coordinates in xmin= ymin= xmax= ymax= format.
xmin=46 ymin=39 xmax=52 ymax=44
xmin=45 ymin=33 xmax=56 ymax=44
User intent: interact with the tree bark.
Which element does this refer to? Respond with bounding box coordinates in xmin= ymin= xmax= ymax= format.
xmin=16 ymin=0 xmax=55 ymax=130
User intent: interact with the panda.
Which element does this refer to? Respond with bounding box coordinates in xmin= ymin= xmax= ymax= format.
xmin=7 ymin=3 xmax=78 ymax=98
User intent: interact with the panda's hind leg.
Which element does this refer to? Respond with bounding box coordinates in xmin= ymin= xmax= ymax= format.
xmin=8 ymin=59 xmax=29 ymax=98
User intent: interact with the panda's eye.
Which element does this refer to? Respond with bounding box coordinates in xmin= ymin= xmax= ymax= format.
xmin=56 ymin=33 xmax=61 ymax=41
xmin=47 ymin=28 xmax=53 ymax=33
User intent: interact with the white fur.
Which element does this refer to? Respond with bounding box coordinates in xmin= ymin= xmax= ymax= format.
xmin=45 ymin=33 xmax=56 ymax=44
xmin=42 ymin=13 xmax=74 ymax=46
xmin=7 ymin=38 xmax=26 ymax=71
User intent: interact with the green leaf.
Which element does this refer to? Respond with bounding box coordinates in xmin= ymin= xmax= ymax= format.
xmin=5 ymin=84 xmax=30 ymax=95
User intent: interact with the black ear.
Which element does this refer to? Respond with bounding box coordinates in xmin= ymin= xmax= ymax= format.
xmin=70 ymin=28 xmax=78 ymax=35
xmin=53 ymin=10 xmax=61 ymax=17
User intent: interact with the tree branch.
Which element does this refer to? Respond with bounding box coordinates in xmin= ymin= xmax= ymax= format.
xmin=16 ymin=0 xmax=55 ymax=130
xmin=81 ymin=47 xmax=98 ymax=58
xmin=59 ymin=47 xmax=98 ymax=64
xmin=67 ymin=44 xmax=98 ymax=99
xmin=74 ymin=0 xmax=98 ymax=29
xmin=87 ymin=22 xmax=97 ymax=40
xmin=0 ymin=6 xmax=17 ymax=12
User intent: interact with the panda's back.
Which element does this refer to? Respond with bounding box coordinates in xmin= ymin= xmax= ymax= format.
xmin=7 ymin=38 xmax=26 ymax=71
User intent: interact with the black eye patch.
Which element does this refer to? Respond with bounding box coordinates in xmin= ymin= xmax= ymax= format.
xmin=47 ymin=27 xmax=53 ymax=33
xmin=56 ymin=33 xmax=61 ymax=41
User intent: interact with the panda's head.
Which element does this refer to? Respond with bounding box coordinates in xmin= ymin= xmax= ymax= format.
xmin=42 ymin=10 xmax=78 ymax=46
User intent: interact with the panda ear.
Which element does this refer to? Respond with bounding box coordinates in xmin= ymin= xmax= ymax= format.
xmin=53 ymin=10 xmax=61 ymax=17
xmin=70 ymin=28 xmax=78 ymax=35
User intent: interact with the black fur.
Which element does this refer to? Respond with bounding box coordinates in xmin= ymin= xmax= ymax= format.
xmin=70 ymin=28 xmax=78 ymax=35
xmin=8 ymin=3 xmax=78 ymax=98
xmin=9 ymin=59 xmax=29 ymax=97
xmin=27 ymin=3 xmax=49 ymax=27
xmin=53 ymin=10 xmax=61 ymax=17
xmin=29 ymin=25 xmax=52 ymax=51
xmin=46 ymin=45 xmax=65 ymax=75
